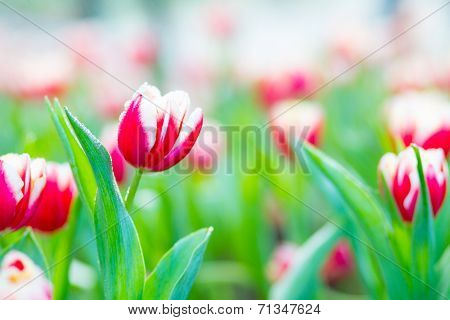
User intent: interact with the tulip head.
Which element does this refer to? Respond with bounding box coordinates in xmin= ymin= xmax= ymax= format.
xmin=384 ymin=91 xmax=450 ymax=155
xmin=118 ymin=83 xmax=203 ymax=172
xmin=28 ymin=163 xmax=77 ymax=233
xmin=270 ymin=100 xmax=324 ymax=157
xmin=101 ymin=124 xmax=128 ymax=185
xmin=0 ymin=154 xmax=46 ymax=231
xmin=378 ymin=147 xmax=448 ymax=222
xmin=0 ymin=250 xmax=52 ymax=300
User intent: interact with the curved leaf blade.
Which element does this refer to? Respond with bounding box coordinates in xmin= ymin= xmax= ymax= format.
xmin=47 ymin=99 xmax=96 ymax=212
xmin=64 ymin=108 xmax=145 ymax=299
xmin=144 ymin=227 xmax=213 ymax=300
xmin=411 ymin=145 xmax=436 ymax=298
xmin=298 ymin=144 xmax=409 ymax=298
xmin=269 ymin=224 xmax=341 ymax=299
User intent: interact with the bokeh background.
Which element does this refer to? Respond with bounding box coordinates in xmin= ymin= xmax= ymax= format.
xmin=0 ymin=0 xmax=449 ymax=299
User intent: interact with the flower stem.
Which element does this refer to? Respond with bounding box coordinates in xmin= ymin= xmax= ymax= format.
xmin=125 ymin=169 xmax=143 ymax=210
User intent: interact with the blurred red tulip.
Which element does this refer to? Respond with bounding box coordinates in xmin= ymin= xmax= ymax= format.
xmin=118 ymin=83 xmax=203 ymax=171
xmin=0 ymin=250 xmax=52 ymax=300
xmin=269 ymin=100 xmax=324 ymax=158
xmin=257 ymin=70 xmax=318 ymax=108
xmin=384 ymin=91 xmax=450 ymax=155
xmin=268 ymin=241 xmax=353 ymax=284
xmin=101 ymin=125 xmax=128 ymax=185
xmin=0 ymin=154 xmax=46 ymax=231
xmin=28 ymin=163 xmax=77 ymax=233
xmin=321 ymin=241 xmax=354 ymax=285
xmin=378 ymin=147 xmax=448 ymax=222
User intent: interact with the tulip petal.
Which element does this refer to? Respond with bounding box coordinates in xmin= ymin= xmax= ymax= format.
xmin=0 ymin=160 xmax=24 ymax=231
xmin=151 ymin=108 xmax=203 ymax=171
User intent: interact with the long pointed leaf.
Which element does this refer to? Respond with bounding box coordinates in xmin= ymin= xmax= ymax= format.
xmin=47 ymin=99 xmax=96 ymax=212
xmin=269 ymin=224 xmax=341 ymax=299
xmin=64 ymin=107 xmax=145 ymax=299
xmin=411 ymin=145 xmax=436 ymax=298
xmin=144 ymin=227 xmax=213 ymax=300
xmin=298 ymin=144 xmax=409 ymax=298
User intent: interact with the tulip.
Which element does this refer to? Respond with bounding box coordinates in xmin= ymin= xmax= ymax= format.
xmin=384 ymin=91 xmax=450 ymax=155
xmin=28 ymin=163 xmax=77 ymax=232
xmin=378 ymin=147 xmax=448 ymax=222
xmin=118 ymin=83 xmax=203 ymax=172
xmin=0 ymin=154 xmax=46 ymax=231
xmin=269 ymin=100 xmax=324 ymax=158
xmin=100 ymin=124 xmax=128 ymax=184
xmin=321 ymin=241 xmax=354 ymax=285
xmin=267 ymin=241 xmax=353 ymax=284
xmin=0 ymin=250 xmax=52 ymax=300
xmin=257 ymin=70 xmax=318 ymax=108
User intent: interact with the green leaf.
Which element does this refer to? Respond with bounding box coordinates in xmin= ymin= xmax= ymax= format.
xmin=47 ymin=98 xmax=96 ymax=212
xmin=269 ymin=224 xmax=341 ymax=299
xmin=298 ymin=144 xmax=409 ymax=298
xmin=64 ymin=108 xmax=145 ymax=299
xmin=411 ymin=145 xmax=436 ymax=298
xmin=144 ymin=227 xmax=213 ymax=300
xmin=0 ymin=230 xmax=48 ymax=276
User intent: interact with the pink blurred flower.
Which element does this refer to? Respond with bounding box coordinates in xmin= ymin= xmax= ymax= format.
xmin=269 ymin=100 xmax=324 ymax=158
xmin=118 ymin=83 xmax=203 ymax=172
xmin=2 ymin=49 xmax=74 ymax=101
xmin=101 ymin=124 xmax=128 ymax=185
xmin=267 ymin=243 xmax=297 ymax=282
xmin=205 ymin=3 xmax=236 ymax=40
xmin=378 ymin=146 xmax=448 ymax=222
xmin=0 ymin=154 xmax=46 ymax=231
xmin=384 ymin=91 xmax=450 ymax=155
xmin=0 ymin=250 xmax=52 ymax=300
xmin=28 ymin=163 xmax=77 ymax=233
xmin=257 ymin=70 xmax=318 ymax=108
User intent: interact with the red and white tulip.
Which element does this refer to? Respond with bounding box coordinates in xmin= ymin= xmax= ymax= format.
xmin=28 ymin=163 xmax=77 ymax=232
xmin=118 ymin=83 xmax=203 ymax=172
xmin=0 ymin=250 xmax=52 ymax=300
xmin=378 ymin=146 xmax=448 ymax=222
xmin=101 ymin=124 xmax=128 ymax=184
xmin=0 ymin=154 xmax=46 ymax=231
xmin=384 ymin=91 xmax=450 ymax=155
xmin=269 ymin=100 xmax=324 ymax=157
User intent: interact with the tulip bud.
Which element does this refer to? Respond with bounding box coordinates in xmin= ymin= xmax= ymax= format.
xmin=100 ymin=124 xmax=128 ymax=184
xmin=321 ymin=241 xmax=354 ymax=285
xmin=384 ymin=91 xmax=450 ymax=155
xmin=118 ymin=83 xmax=203 ymax=172
xmin=0 ymin=250 xmax=52 ymax=300
xmin=28 ymin=163 xmax=77 ymax=232
xmin=269 ymin=100 xmax=324 ymax=157
xmin=0 ymin=154 xmax=46 ymax=231
xmin=378 ymin=147 xmax=448 ymax=222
